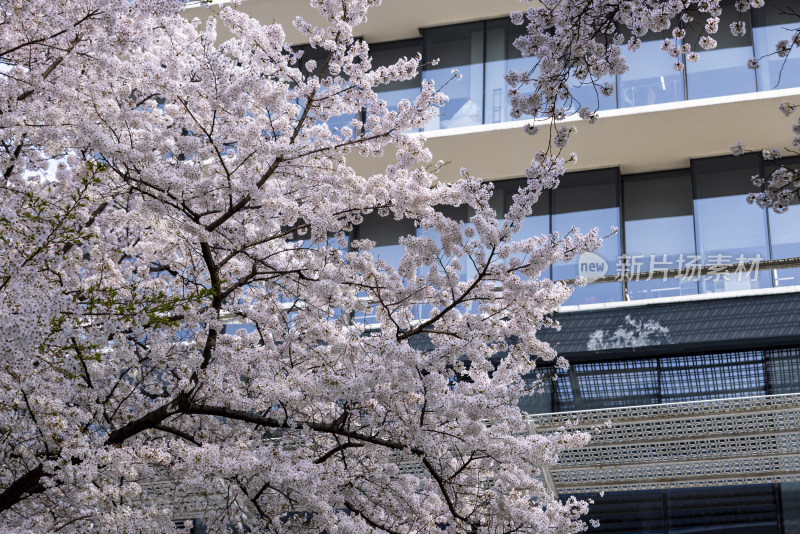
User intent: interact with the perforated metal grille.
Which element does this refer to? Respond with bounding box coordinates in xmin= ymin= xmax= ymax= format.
xmin=529 ymin=393 xmax=800 ymax=493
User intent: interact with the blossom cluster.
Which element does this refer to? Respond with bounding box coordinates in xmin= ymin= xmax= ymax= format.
xmin=507 ymin=0 xmax=765 ymax=129
xmin=732 ymin=100 xmax=800 ymax=213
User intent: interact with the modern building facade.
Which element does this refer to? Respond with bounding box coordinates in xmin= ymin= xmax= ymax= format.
xmin=188 ymin=1 xmax=800 ymax=531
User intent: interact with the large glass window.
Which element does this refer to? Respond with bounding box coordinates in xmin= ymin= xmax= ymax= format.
xmin=685 ymin=3 xmax=757 ymax=99
xmin=569 ymin=490 xmax=666 ymax=534
xmin=659 ymin=350 xmax=767 ymax=402
xmin=347 ymin=10 xmax=800 ymax=134
xmin=422 ymin=23 xmax=485 ymax=130
xmin=552 ymin=168 xmax=622 ymax=305
xmin=765 ymin=157 xmax=800 ymax=287
xmin=571 ymin=485 xmax=783 ymax=534
xmin=692 ymin=154 xmax=772 ymax=293
xmin=623 ymin=170 xmax=699 ymax=300
xmin=666 ymin=486 xmax=779 ymax=534
xmin=753 ymin=0 xmax=800 ymax=91
xmin=370 ymin=39 xmax=423 ymax=130
xmin=765 ymin=347 xmax=800 ymax=394
xmin=618 ymin=31 xmax=685 ymax=108
xmin=298 ymin=45 xmax=358 ymax=136
xmin=492 ymin=179 xmax=552 ymax=279
xmin=414 ymin=204 xmax=475 ymax=318
xmin=563 ymin=72 xmax=618 ymax=114
xmin=354 ymin=212 xmax=416 ymax=324
xmin=522 ymin=347 xmax=800 ymax=414
xmin=356 ymin=211 xmax=416 ymax=268
xmin=484 ymin=19 xmax=536 ymax=124
xmin=557 ymin=359 xmax=660 ymax=411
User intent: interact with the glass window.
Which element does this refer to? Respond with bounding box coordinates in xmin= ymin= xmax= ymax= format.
xmin=685 ymin=3 xmax=757 ymax=99
xmin=568 ymin=490 xmax=666 ymax=533
xmin=766 ymin=157 xmax=800 ymax=286
xmin=552 ymin=168 xmax=622 ymax=305
xmin=484 ymin=19 xmax=537 ymax=124
xmin=692 ymin=154 xmax=772 ymax=293
xmin=780 ymin=482 xmax=800 ymax=533
xmin=765 ymin=347 xmax=800 ymax=394
xmin=298 ymin=45 xmax=358 ymax=136
xmin=667 ymin=485 xmax=779 ymax=534
xmin=623 ymin=169 xmax=699 ymax=299
xmin=354 ymin=213 xmax=416 ymax=324
xmin=618 ymin=31 xmax=686 ymax=107
xmin=551 ymin=349 xmax=778 ymax=411
xmin=753 ymin=1 xmax=800 ymax=91
xmin=555 ymin=359 xmax=660 ymax=411
xmin=493 ymin=179 xmax=551 ymax=279
xmin=518 ymin=371 xmax=554 ymax=414
xmin=415 ymin=203 xmax=472 ymax=278
xmin=414 ymin=204 xmax=474 ymax=318
xmin=574 ymin=485 xmax=781 ymax=534
xmin=357 ymin=211 xmax=417 ymax=268
xmin=563 ymin=72 xmax=618 ymax=114
xmin=422 ymin=23 xmax=485 ymax=130
xmin=659 ymin=351 xmax=767 ymax=402
xmin=370 ymin=39 xmax=423 ymax=130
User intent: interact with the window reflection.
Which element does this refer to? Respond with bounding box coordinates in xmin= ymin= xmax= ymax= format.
xmin=423 ymin=23 xmax=485 ymax=130
xmin=357 ymin=10 xmax=800 ymax=134
xmin=349 ymin=154 xmax=793 ymax=309
xmin=667 ymin=485 xmax=779 ymax=534
xmin=619 ymin=32 xmax=685 ymax=108
xmin=493 ymin=180 xmax=551 ymax=279
xmin=518 ymin=372 xmax=554 ymax=414
xmin=298 ymin=45 xmax=358 ymax=137
xmin=549 ymin=348 xmax=794 ymax=412
xmin=484 ymin=19 xmax=537 ymax=124
xmin=766 ymin=347 xmax=800 ymax=394
xmin=370 ymin=39 xmax=422 ymax=132
xmin=551 ymin=169 xmax=622 ymax=305
xmin=557 ymin=359 xmax=660 ymax=410
xmin=753 ymin=1 xmax=800 ymax=90
xmin=357 ymin=211 xmax=416 ymax=269
xmin=354 ymin=212 xmax=416 ymax=324
xmin=692 ymin=154 xmax=772 ymax=293
xmin=414 ymin=204 xmax=475 ymax=318
xmin=571 ymin=485 xmax=782 ymax=534
xmin=624 ymin=170 xmax=699 ymax=300
xmin=566 ymin=73 xmax=618 ymax=113
xmin=766 ymin=157 xmax=800 ymax=286
xmin=685 ymin=3 xmax=756 ymax=99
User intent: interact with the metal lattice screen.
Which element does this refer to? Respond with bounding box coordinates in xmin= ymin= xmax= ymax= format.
xmin=521 ymin=347 xmax=800 ymax=414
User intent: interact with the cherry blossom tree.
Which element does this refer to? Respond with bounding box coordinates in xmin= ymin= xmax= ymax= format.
xmin=2 ymin=0 xmax=795 ymax=531
xmin=0 ymin=0 xmax=600 ymax=532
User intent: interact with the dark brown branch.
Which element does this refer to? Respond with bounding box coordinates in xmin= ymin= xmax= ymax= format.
xmin=0 ymin=463 xmax=45 ymax=514
xmin=16 ymin=35 xmax=82 ymax=102
xmin=344 ymin=500 xmax=404 ymax=534
xmin=421 ymin=457 xmax=475 ymax=530
xmin=313 ymin=442 xmax=364 ymax=464
xmin=397 ymin=247 xmax=496 ymax=342
xmin=154 ymin=424 xmax=201 ymax=446
xmin=180 ymin=403 xmax=424 ymax=455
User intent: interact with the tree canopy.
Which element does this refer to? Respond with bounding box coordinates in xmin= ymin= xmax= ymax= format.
xmin=0 ymin=0 xmax=795 ymax=532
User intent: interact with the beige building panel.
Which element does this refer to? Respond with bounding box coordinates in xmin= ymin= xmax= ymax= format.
xmin=186 ymin=0 xmax=523 ymax=44
xmin=352 ymin=88 xmax=800 ymax=182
